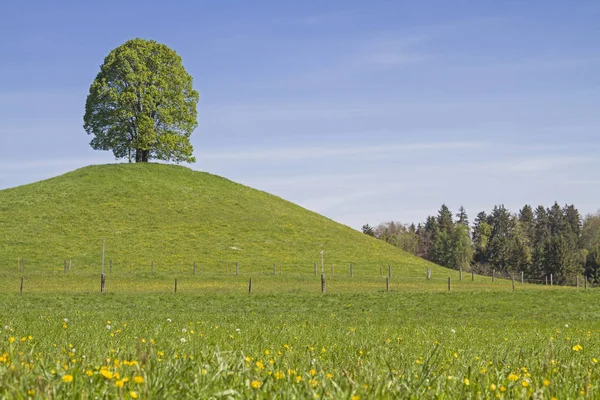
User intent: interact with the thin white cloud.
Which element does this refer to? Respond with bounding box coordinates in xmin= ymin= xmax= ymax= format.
xmin=198 ymin=141 xmax=486 ymax=162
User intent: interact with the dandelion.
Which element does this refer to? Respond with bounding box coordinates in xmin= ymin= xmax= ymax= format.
xmin=508 ymin=373 xmax=519 ymax=381
xmin=115 ymin=380 xmax=125 ymax=388
xmin=63 ymin=318 xmax=68 ymax=323
xmin=521 ymin=380 xmax=529 ymax=387
xmin=27 ymin=389 xmax=35 ymax=395
xmin=500 ymin=385 xmax=506 ymax=392
xmin=180 ymin=338 xmax=186 ymax=343
xmin=451 ymin=329 xmax=456 ymax=334
xmin=86 ymin=370 xmax=94 ymax=377
xmin=236 ymin=328 xmax=241 ymax=333
xmin=544 ymin=379 xmax=551 ymax=386
xmin=133 ymin=376 xmax=144 ymax=384
xmin=275 ymin=371 xmax=285 ymax=380
xmin=310 ymin=369 xmax=316 ymax=376
xmin=463 ymin=378 xmax=470 ymax=385
xmin=130 ymin=391 xmax=139 ymax=399
xmin=296 ymin=375 xmax=302 ymax=383
xmin=100 ymin=370 xmax=114 ymax=379
xmin=593 ymin=358 xmax=598 ymax=364
xmin=250 ymin=380 xmax=262 ymax=389
xmin=106 ymin=325 xmax=111 ymax=330
xmin=352 ymin=396 xmax=360 ymax=400
xmin=255 ymin=361 xmax=265 ymax=370
xmin=489 ymin=383 xmax=497 ymax=391
xmin=8 ymin=337 xmax=15 ymax=343
xmin=182 ymin=328 xmax=187 ymax=333
xmin=573 ymin=344 xmax=583 ymax=352
xmin=62 ymin=374 xmax=73 ymax=383
xmin=565 ymin=324 xmax=569 ymax=328
xmin=3 ymin=325 xmax=9 ymax=330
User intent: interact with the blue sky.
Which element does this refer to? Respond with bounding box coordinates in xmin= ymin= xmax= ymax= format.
xmin=1 ymin=1 xmax=599 ymax=228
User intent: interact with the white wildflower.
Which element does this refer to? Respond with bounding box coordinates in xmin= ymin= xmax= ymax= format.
xmin=180 ymin=338 xmax=186 ymax=343
xmin=106 ymin=324 xmax=111 ymax=330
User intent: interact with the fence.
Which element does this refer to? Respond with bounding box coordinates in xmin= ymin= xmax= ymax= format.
xmin=3 ymin=258 xmax=595 ymax=295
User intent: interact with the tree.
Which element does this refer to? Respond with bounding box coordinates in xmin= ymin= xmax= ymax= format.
xmin=472 ymin=211 xmax=491 ymax=265
xmin=456 ymin=206 xmax=469 ymax=228
xmin=437 ymin=204 xmax=454 ymax=234
xmin=361 ymin=224 xmax=375 ymax=237
xmin=84 ymin=38 xmax=199 ymax=163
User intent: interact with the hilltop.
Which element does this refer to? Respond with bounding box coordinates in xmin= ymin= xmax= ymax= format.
xmin=0 ymin=163 xmax=439 ymax=275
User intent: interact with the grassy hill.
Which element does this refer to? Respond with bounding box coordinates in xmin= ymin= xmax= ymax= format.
xmin=0 ymin=163 xmax=442 ymax=276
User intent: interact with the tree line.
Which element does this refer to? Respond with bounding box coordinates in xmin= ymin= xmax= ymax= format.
xmin=362 ymin=204 xmax=600 ymax=283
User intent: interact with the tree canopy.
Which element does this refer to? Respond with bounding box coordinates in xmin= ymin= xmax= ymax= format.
xmin=84 ymin=38 xmax=199 ymax=163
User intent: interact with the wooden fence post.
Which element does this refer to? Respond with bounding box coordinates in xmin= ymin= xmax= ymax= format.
xmin=448 ymin=277 xmax=451 ymax=292
xmin=101 ymin=238 xmax=105 ymax=275
xmin=472 ymin=269 xmax=474 ymax=281
xmin=386 ymin=277 xmax=389 ymax=292
xmin=521 ymin=271 xmax=523 ymax=284
xmin=545 ymin=276 xmax=548 ymax=285
xmin=427 ymin=268 xmax=431 ymax=280
xmin=585 ymin=276 xmax=588 ymax=290
xmin=321 ymin=274 xmax=325 ymax=293
xmin=69 ymin=259 xmax=72 ymax=271
xmin=512 ymin=275 xmax=515 ymax=291
xmin=577 ymin=275 xmax=579 ymax=288
xmin=101 ymin=273 xmax=106 ymax=293
xmin=20 ymin=277 xmax=24 ymax=293
xmin=248 ymin=277 xmax=252 ymax=293
xmin=314 ymin=262 xmax=317 ymax=276
xmin=550 ymin=274 xmax=553 ymax=286
xmin=174 ymin=278 xmax=177 ymax=294
xmin=492 ymin=269 xmax=495 ymax=283
xmin=332 ymin=264 xmax=335 ymax=276
xmin=64 ymin=259 xmax=67 ymax=273
xmin=236 ymin=262 xmax=239 ymax=276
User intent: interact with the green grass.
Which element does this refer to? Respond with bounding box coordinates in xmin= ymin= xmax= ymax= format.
xmin=0 ymin=163 xmax=439 ymax=277
xmin=1 ymin=163 xmax=597 ymax=398
xmin=1 ymin=281 xmax=598 ymax=399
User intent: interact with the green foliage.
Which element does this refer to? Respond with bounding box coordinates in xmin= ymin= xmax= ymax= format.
xmin=0 ymin=164 xmax=435 ymax=275
xmin=84 ymin=39 xmax=199 ymax=163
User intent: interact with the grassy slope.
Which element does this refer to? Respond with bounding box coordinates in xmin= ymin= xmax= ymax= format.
xmin=0 ymin=163 xmax=440 ymax=276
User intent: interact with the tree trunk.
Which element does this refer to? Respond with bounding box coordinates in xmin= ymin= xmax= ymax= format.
xmin=134 ymin=149 xmax=150 ymax=162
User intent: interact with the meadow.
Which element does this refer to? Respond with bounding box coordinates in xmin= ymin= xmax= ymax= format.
xmin=1 ymin=267 xmax=598 ymax=399
xmin=1 ymin=164 xmax=598 ymax=398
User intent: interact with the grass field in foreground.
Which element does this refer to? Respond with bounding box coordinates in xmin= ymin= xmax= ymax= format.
xmin=0 ymin=272 xmax=598 ymax=399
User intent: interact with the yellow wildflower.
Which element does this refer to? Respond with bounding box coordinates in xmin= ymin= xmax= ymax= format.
xmin=100 ymin=370 xmax=114 ymax=379
xmin=500 ymin=386 xmax=506 ymax=392
xmin=508 ymin=373 xmax=519 ymax=381
xmin=521 ymin=380 xmax=529 ymax=387
xmin=115 ymin=380 xmax=124 ymax=388
xmin=86 ymin=370 xmax=94 ymax=377
xmin=310 ymin=369 xmax=316 ymax=376
xmin=130 ymin=391 xmax=139 ymax=399
xmin=62 ymin=375 xmax=73 ymax=383
xmin=296 ymin=375 xmax=302 ymax=383
xmin=489 ymin=383 xmax=497 ymax=391
xmin=8 ymin=337 xmax=15 ymax=343
xmin=573 ymin=344 xmax=583 ymax=352
xmin=27 ymin=389 xmax=35 ymax=395
xmin=250 ymin=380 xmax=262 ymax=389
xmin=133 ymin=376 xmax=144 ymax=384
xmin=463 ymin=378 xmax=470 ymax=385
xmin=544 ymin=379 xmax=550 ymax=386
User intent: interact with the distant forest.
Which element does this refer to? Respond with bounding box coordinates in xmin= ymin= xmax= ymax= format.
xmin=362 ymin=204 xmax=600 ymax=283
